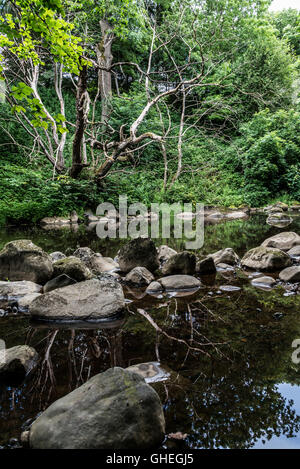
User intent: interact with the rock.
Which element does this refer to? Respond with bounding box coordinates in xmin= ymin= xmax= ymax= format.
xmin=216 ymin=263 xmax=235 ymax=271
xmin=157 ymin=245 xmax=177 ymax=265
xmin=53 ymin=257 xmax=93 ymax=281
xmin=126 ymin=362 xmax=170 ymax=384
xmin=0 ymin=345 xmax=38 ymax=381
xmin=118 ymin=238 xmax=159 ymax=273
xmin=0 ymin=240 xmax=53 ymax=284
xmin=290 ymin=205 xmax=300 ymax=211
xmin=84 ymin=209 xmax=99 ymax=223
xmin=29 ymin=278 xmax=125 ymax=321
xmin=241 ymin=247 xmax=292 ymax=272
xmin=261 ymin=232 xmax=300 ymax=252
xmin=125 ymin=267 xmax=154 ymax=286
xmin=147 ymin=275 xmax=200 ymax=293
xmin=210 ymin=248 xmax=240 ymax=266
xmin=18 ymin=293 xmax=42 ymax=312
xmin=219 ymin=285 xmax=241 ymax=292
xmin=43 ymin=274 xmax=77 ymax=293
xmin=279 ymin=266 xmax=300 ymax=283
xmin=74 ymin=247 xmax=119 ymax=274
xmin=195 ymin=257 xmax=216 ymax=275
xmin=25 ymin=367 xmax=165 ymax=449
xmin=206 ymin=212 xmax=224 ymax=220
xmin=70 ymin=211 xmax=78 ymax=224
xmin=161 ymin=251 xmax=196 ymax=275
xmin=176 ymin=212 xmax=195 ymax=220
xmin=49 ymin=252 xmax=66 ymax=262
xmin=287 ymin=246 xmax=300 ymax=259
xmin=0 ymin=280 xmax=42 ymax=300
xmin=267 ymin=206 xmax=283 ymax=214
xmin=225 ymin=211 xmax=248 ymax=220
xmin=251 ymin=276 xmax=276 ymax=289
xmin=275 ymin=202 xmax=289 ymax=211
xmin=266 ymin=212 xmax=292 ymax=226
xmin=40 ymin=217 xmax=70 ymax=226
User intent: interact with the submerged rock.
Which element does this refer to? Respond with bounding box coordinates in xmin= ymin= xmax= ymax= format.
xmin=161 ymin=251 xmax=196 ymax=276
xmin=25 ymin=367 xmax=165 ymax=449
xmin=125 ymin=267 xmax=154 ymax=286
xmin=210 ymin=248 xmax=240 ymax=266
xmin=53 ymin=257 xmax=92 ymax=282
xmin=195 ymin=256 xmax=216 ymax=275
xmin=261 ymin=232 xmax=300 ymax=252
xmin=0 ymin=345 xmax=38 ymax=381
xmin=29 ymin=278 xmax=125 ymax=321
xmin=118 ymin=238 xmax=159 ymax=273
xmin=241 ymin=246 xmax=292 ymax=272
xmin=279 ymin=266 xmax=300 ymax=283
xmin=0 ymin=240 xmax=53 ymax=284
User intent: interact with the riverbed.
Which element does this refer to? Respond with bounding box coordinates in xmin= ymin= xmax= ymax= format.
xmin=1 ymin=213 xmax=300 ymax=449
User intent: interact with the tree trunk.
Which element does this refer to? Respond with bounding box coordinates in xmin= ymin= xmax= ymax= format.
xmin=70 ymin=64 xmax=88 ymax=178
xmin=97 ymin=19 xmax=114 ymax=125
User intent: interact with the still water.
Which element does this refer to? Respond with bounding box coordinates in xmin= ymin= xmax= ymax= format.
xmin=0 ymin=213 xmax=300 ymax=449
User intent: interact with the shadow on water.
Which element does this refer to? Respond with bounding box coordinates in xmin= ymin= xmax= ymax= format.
xmin=1 ymin=213 xmax=300 ymax=449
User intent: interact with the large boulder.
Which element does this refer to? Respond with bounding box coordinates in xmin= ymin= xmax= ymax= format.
xmin=0 ymin=240 xmax=53 ymax=284
xmin=0 ymin=345 xmax=38 ymax=381
xmin=210 ymin=248 xmax=240 ymax=266
xmin=24 ymin=367 xmax=165 ymax=449
xmin=125 ymin=267 xmax=154 ymax=286
xmin=29 ymin=278 xmax=125 ymax=321
xmin=266 ymin=212 xmax=292 ymax=227
xmin=279 ymin=266 xmax=300 ymax=283
xmin=261 ymin=232 xmax=300 ymax=252
xmin=161 ymin=251 xmax=196 ymax=275
xmin=118 ymin=238 xmax=159 ymax=273
xmin=147 ymin=275 xmax=200 ymax=293
xmin=53 ymin=257 xmax=92 ymax=282
xmin=241 ymin=247 xmax=292 ymax=272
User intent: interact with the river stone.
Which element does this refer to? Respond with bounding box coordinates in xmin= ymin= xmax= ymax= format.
xmin=195 ymin=257 xmax=216 ymax=275
xmin=40 ymin=217 xmax=70 ymax=226
xmin=0 ymin=345 xmax=38 ymax=380
xmin=0 ymin=240 xmax=53 ymax=284
xmin=225 ymin=211 xmax=248 ymax=220
xmin=26 ymin=367 xmax=165 ymax=449
xmin=206 ymin=212 xmax=224 ymax=220
xmin=266 ymin=212 xmax=292 ymax=225
xmin=147 ymin=275 xmax=201 ymax=292
xmin=49 ymin=251 xmax=66 ymax=262
xmin=125 ymin=267 xmax=154 ymax=286
xmin=275 ymin=202 xmax=289 ymax=211
xmin=279 ymin=266 xmax=300 ymax=283
xmin=287 ymin=246 xmax=300 ymax=258
xmin=118 ymin=238 xmax=159 ymax=273
xmin=210 ymin=248 xmax=240 ymax=266
xmin=161 ymin=251 xmax=196 ymax=275
xmin=74 ymin=247 xmax=119 ymax=273
xmin=126 ymin=362 xmax=170 ymax=384
xmin=261 ymin=232 xmax=300 ymax=252
xmin=53 ymin=257 xmax=93 ymax=281
xmin=29 ymin=278 xmax=125 ymax=321
xmin=0 ymin=280 xmax=42 ymax=300
xmin=43 ymin=274 xmax=77 ymax=293
xmin=18 ymin=293 xmax=42 ymax=312
xmin=251 ymin=276 xmax=276 ymax=288
xmin=157 ymin=245 xmax=177 ymax=265
xmin=241 ymin=247 xmax=292 ymax=272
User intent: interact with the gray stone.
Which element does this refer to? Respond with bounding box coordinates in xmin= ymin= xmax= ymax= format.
xmin=225 ymin=211 xmax=248 ymax=220
xmin=40 ymin=217 xmax=70 ymax=226
xmin=126 ymin=362 xmax=170 ymax=384
xmin=279 ymin=266 xmax=300 ymax=283
xmin=157 ymin=245 xmax=177 ymax=265
xmin=196 ymin=257 xmax=216 ymax=275
xmin=287 ymin=246 xmax=300 ymax=258
xmin=49 ymin=252 xmax=66 ymax=262
xmin=0 ymin=240 xmax=53 ymax=284
xmin=53 ymin=257 xmax=93 ymax=282
xmin=206 ymin=212 xmax=224 ymax=220
xmin=251 ymin=276 xmax=276 ymax=288
xmin=210 ymin=248 xmax=240 ymax=266
xmin=161 ymin=251 xmax=196 ymax=275
xmin=241 ymin=247 xmax=292 ymax=272
xmin=261 ymin=232 xmax=300 ymax=252
xmin=0 ymin=345 xmax=38 ymax=378
xmin=0 ymin=280 xmax=42 ymax=300
xmin=147 ymin=275 xmax=200 ymax=292
xmin=74 ymin=247 xmax=119 ymax=273
xmin=43 ymin=274 xmax=77 ymax=293
xmin=125 ymin=267 xmax=154 ymax=286
xmin=118 ymin=238 xmax=159 ymax=273
xmin=29 ymin=278 xmax=125 ymax=321
xmin=18 ymin=293 xmax=42 ymax=312
xmin=26 ymin=367 xmax=165 ymax=449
